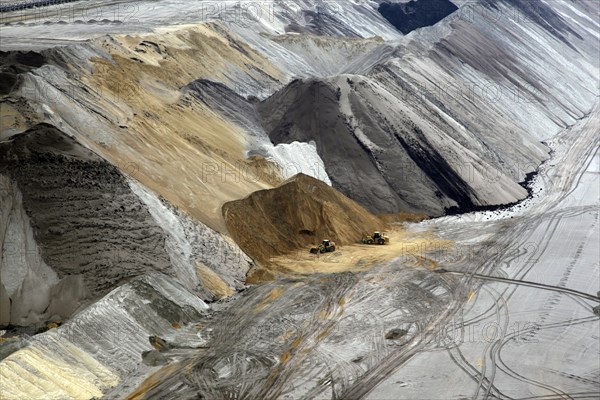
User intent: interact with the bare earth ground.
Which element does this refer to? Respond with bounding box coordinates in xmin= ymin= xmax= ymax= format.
xmin=265 ymin=229 xmax=450 ymax=277
xmin=122 ymin=101 xmax=599 ymax=400
xmin=365 ymin=100 xmax=600 ymax=400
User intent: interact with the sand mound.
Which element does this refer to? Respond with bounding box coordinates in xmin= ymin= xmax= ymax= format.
xmin=0 ymin=50 xmax=47 ymax=95
xmin=0 ymin=123 xmax=172 ymax=324
xmin=222 ymin=173 xmax=384 ymax=264
xmin=259 ymin=76 xmax=539 ymax=216
xmin=1 ymin=123 xmax=254 ymax=324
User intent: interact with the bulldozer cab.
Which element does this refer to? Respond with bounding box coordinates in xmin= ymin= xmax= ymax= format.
xmin=373 ymin=232 xmax=381 ymax=239
xmin=322 ymin=240 xmax=330 ymax=246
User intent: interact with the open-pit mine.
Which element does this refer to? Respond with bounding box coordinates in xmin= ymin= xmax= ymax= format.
xmin=0 ymin=0 xmax=598 ymax=399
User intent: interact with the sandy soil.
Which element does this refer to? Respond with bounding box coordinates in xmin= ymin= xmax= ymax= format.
xmin=82 ymin=24 xmax=284 ymax=232
xmin=1 ymin=24 xmax=288 ymax=233
xmin=223 ymin=174 xmax=384 ymax=265
xmin=251 ymin=228 xmax=450 ymax=281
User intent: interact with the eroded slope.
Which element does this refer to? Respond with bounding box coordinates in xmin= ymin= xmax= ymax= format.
xmin=259 ymin=76 xmax=533 ymax=215
xmin=2 ymin=24 xmax=291 ymax=232
xmin=0 ymin=123 xmax=253 ymax=326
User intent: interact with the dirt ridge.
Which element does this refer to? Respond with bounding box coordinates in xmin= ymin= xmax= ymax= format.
xmin=222 ymin=173 xmax=384 ymax=264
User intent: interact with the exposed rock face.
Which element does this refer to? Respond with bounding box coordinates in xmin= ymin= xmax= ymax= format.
xmin=222 ymin=173 xmax=383 ymax=263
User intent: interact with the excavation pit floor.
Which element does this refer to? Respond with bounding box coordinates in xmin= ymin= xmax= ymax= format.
xmin=250 ymin=229 xmax=451 ymax=282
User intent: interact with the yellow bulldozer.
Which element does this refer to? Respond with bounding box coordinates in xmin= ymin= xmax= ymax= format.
xmin=310 ymin=239 xmax=336 ymax=254
xmin=362 ymin=231 xmax=389 ymax=245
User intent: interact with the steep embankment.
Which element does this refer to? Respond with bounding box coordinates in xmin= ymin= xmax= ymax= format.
xmin=356 ymin=0 xmax=600 ymax=136
xmin=222 ymin=174 xmax=383 ymax=264
xmin=0 ymin=123 xmax=166 ymax=324
xmin=261 ymin=0 xmax=599 ymax=216
xmin=259 ymin=76 xmax=533 ymax=216
xmin=1 ymin=24 xmax=300 ymax=232
xmin=185 ymin=78 xmax=331 ymax=184
xmin=0 ymin=123 xmax=253 ymax=326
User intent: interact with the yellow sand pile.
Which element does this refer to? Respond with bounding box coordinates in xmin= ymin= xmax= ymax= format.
xmin=222 ymin=173 xmax=385 ymax=265
xmin=2 ymin=23 xmax=285 ymax=232
xmin=84 ymin=24 xmax=285 ymax=231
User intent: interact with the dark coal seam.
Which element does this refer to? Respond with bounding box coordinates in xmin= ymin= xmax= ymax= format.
xmin=378 ymin=0 xmax=459 ymax=35
xmin=444 ymin=161 xmax=540 ymax=215
xmin=393 ymin=128 xmax=476 ymax=209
